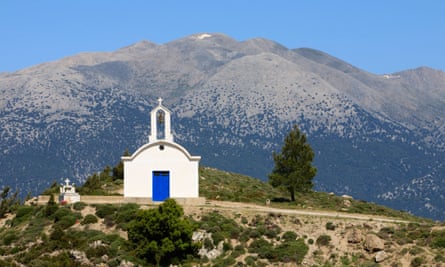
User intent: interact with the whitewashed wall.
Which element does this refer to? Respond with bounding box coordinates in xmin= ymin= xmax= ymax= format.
xmin=123 ymin=141 xmax=200 ymax=199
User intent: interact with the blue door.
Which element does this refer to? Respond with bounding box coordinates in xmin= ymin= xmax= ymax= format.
xmin=152 ymin=171 xmax=170 ymax=201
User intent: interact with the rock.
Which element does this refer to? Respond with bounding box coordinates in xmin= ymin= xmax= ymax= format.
xmin=101 ymin=254 xmax=109 ymax=262
xmin=347 ymin=229 xmax=363 ymax=243
xmin=342 ymin=194 xmax=353 ymax=199
xmin=118 ymin=260 xmax=135 ymax=267
xmin=375 ymin=251 xmax=388 ymax=262
xmin=192 ymin=230 xmax=210 ymax=242
xmin=343 ymin=199 xmax=352 ymax=207
xmin=364 ymin=234 xmax=385 ymax=252
xmin=198 ymin=241 xmax=224 ymax=260
xmin=69 ymin=250 xmax=90 ymax=265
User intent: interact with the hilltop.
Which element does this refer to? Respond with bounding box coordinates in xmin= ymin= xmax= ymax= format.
xmin=1 ymin=166 xmax=444 ymax=266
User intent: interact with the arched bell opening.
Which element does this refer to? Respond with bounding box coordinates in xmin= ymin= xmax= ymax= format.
xmin=156 ymin=110 xmax=166 ymax=140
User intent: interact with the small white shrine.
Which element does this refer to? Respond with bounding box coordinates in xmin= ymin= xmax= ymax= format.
xmin=59 ymin=178 xmax=80 ymax=204
xmin=122 ymin=98 xmax=201 ymax=203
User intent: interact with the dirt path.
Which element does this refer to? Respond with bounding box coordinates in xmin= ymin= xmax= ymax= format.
xmin=200 ymin=200 xmax=411 ymax=224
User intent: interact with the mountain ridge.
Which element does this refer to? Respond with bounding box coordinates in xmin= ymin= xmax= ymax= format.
xmin=1 ymin=33 xmax=444 ymax=220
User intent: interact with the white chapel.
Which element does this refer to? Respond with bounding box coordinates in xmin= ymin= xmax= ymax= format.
xmin=122 ymin=98 xmax=201 ymax=203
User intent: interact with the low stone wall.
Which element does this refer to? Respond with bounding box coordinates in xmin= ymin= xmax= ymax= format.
xmin=123 ymin=197 xmax=206 ymax=206
xmin=80 ymin=195 xmax=124 ymax=204
xmin=37 ymin=195 xmax=206 ymax=206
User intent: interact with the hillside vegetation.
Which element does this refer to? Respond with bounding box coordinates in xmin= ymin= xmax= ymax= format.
xmin=0 ymin=166 xmax=444 ymax=266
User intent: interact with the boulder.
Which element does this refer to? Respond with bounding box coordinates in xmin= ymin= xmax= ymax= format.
xmin=364 ymin=234 xmax=385 ymax=252
xmin=347 ymin=229 xmax=363 ymax=243
xmin=375 ymin=251 xmax=388 ymax=263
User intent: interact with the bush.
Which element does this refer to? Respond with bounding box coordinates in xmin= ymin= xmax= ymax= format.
xmin=127 ymin=199 xmax=197 ymax=266
xmin=212 ymin=231 xmax=225 ymax=246
xmin=249 ymin=229 xmax=261 ymax=239
xmin=282 ymin=231 xmax=297 ymax=241
xmin=95 ymin=204 xmax=117 ymax=218
xmin=411 ymin=256 xmax=424 ymax=267
xmin=73 ymin=202 xmax=87 ymax=211
xmin=316 ymin=234 xmax=331 ymax=247
xmin=203 ymin=238 xmax=214 ymax=250
xmin=82 ymin=214 xmax=98 ymax=225
xmin=2 ymin=230 xmax=18 ymax=245
xmin=431 ymin=230 xmax=445 ymax=248
xmin=53 ymin=207 xmax=72 ymax=222
xmin=44 ymin=194 xmax=58 ymax=217
xmin=274 ymin=239 xmax=308 ymax=263
xmin=326 ymin=221 xmax=336 ymax=230
xmin=15 ymin=205 xmax=34 ymax=218
xmin=55 ymin=215 xmax=77 ymax=229
xmin=113 ymin=203 xmax=140 ymax=229
xmin=248 ymin=238 xmax=273 ymax=258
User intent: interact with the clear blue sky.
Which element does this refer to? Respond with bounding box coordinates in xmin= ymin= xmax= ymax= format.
xmin=1 ymin=1 xmax=444 ymax=74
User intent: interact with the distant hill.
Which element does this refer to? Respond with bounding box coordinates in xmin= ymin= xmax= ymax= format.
xmin=1 ymin=33 xmax=444 ymax=220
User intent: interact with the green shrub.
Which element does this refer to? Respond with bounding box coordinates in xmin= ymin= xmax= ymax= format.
xmin=44 ymin=195 xmax=58 ymax=217
xmin=82 ymin=214 xmax=98 ymax=225
xmin=248 ymin=238 xmax=273 ymax=258
xmin=95 ymin=204 xmax=117 ymax=218
xmin=212 ymin=231 xmax=225 ymax=245
xmin=409 ymin=246 xmax=424 ymax=255
xmin=73 ymin=201 xmax=87 ymax=211
xmin=15 ymin=205 xmax=34 ymax=218
xmin=316 ymin=234 xmax=331 ymax=246
xmin=55 ymin=215 xmax=77 ymax=229
xmin=274 ymin=239 xmax=308 ymax=263
xmin=265 ymin=228 xmax=279 ymax=239
xmin=204 ymin=238 xmax=214 ymax=250
xmin=249 ymin=229 xmax=261 ymax=239
xmin=127 ymin=199 xmax=197 ymax=266
xmin=2 ymin=230 xmax=18 ymax=245
xmin=410 ymin=256 xmax=424 ymax=267
xmin=113 ymin=203 xmax=139 ymax=229
xmin=326 ymin=221 xmax=336 ymax=230
xmin=245 ymin=256 xmax=257 ymax=266
xmin=431 ymin=230 xmax=445 ymax=248
xmin=86 ymin=245 xmax=110 ymax=258
xmin=435 ymin=253 xmax=445 ymax=262
xmin=239 ymin=229 xmax=250 ymax=243
xmin=223 ymin=241 xmax=232 ymax=252
xmin=104 ymin=215 xmax=115 ymax=228
xmin=213 ymin=254 xmax=236 ymax=267
xmin=53 ymin=207 xmax=73 ymax=222
xmin=22 ymin=217 xmax=48 ymax=243
xmin=282 ymin=231 xmax=297 ymax=241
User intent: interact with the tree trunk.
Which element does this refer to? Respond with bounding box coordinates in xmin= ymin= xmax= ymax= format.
xmin=289 ymin=188 xmax=295 ymax=202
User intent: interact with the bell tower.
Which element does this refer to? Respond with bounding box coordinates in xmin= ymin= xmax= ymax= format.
xmin=149 ymin=98 xmax=174 ymax=143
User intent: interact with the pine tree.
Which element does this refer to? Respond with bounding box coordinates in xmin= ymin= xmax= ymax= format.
xmin=269 ymin=125 xmax=317 ymax=201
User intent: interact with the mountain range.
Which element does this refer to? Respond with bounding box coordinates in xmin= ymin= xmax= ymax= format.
xmin=1 ymin=33 xmax=444 ymax=220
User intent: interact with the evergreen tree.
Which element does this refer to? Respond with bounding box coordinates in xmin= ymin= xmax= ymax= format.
xmin=0 ymin=186 xmax=19 ymax=218
xmin=269 ymin=125 xmax=317 ymax=201
xmin=112 ymin=149 xmax=130 ymax=180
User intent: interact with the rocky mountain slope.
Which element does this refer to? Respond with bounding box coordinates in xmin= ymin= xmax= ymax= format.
xmin=1 ymin=33 xmax=444 ymax=220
